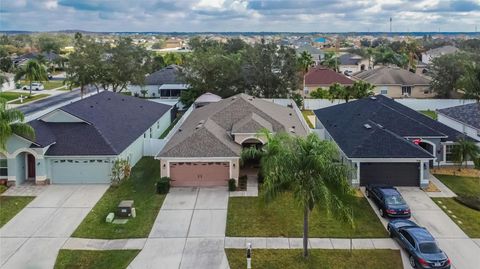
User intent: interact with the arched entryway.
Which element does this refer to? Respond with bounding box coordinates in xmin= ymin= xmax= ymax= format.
xmin=360 ymin=64 xmax=366 ymax=71
xmin=241 ymin=138 xmax=264 ymax=149
xmin=26 ymin=153 xmax=36 ymax=181
xmin=418 ymin=141 xmax=435 ymax=167
xmin=11 ymin=149 xmax=39 ymax=184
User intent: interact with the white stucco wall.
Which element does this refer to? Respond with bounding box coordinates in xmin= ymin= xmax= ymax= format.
xmin=438 ymin=114 xmax=480 ymax=141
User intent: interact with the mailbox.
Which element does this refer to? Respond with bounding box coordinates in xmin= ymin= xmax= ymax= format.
xmin=117 ymin=200 xmax=134 ymax=218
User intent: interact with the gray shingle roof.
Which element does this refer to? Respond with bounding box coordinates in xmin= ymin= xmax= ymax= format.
xmin=29 ymin=91 xmax=171 ymax=156
xmin=314 ymin=95 xmax=474 ymax=159
xmin=353 ymin=66 xmax=430 ymax=85
xmin=338 ymin=53 xmax=363 ymax=65
xmin=144 ymin=65 xmax=185 ymax=85
xmin=425 ymin=46 xmax=459 ymax=57
xmin=232 ymin=113 xmax=273 ymax=134
xmin=159 ymin=94 xmax=308 ymax=158
xmin=438 ymin=102 xmax=480 ymax=130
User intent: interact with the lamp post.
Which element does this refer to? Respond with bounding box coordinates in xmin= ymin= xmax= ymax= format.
xmin=246 ymin=242 xmax=252 ymax=269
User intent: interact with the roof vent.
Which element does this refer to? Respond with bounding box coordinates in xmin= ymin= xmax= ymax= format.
xmin=122 ymin=98 xmax=125 ymax=101
xmin=90 ymin=105 xmax=94 ymax=108
xmin=232 ymin=96 xmax=237 ymax=100
xmin=370 ymin=96 xmax=377 ymax=100
xmin=363 ymin=123 xmax=372 ymax=129
xmin=289 ymin=113 xmax=292 ymax=116
xmin=178 ymin=129 xmax=182 ymax=132
xmin=289 ymin=128 xmax=296 ymax=133
xmin=198 ymin=120 xmax=205 ymax=124
xmin=292 ymin=126 xmax=295 ymax=129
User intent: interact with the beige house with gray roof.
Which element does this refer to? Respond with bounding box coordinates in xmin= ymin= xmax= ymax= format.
xmin=353 ymin=66 xmax=433 ymax=98
xmin=156 ymin=94 xmax=308 ymax=187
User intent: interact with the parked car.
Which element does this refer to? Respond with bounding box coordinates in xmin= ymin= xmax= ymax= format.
xmin=388 ymin=219 xmax=451 ymax=269
xmin=365 ymin=184 xmax=411 ymax=218
xmin=22 ymin=82 xmax=44 ymax=91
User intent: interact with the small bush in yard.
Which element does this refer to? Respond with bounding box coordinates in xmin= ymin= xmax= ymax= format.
xmin=156 ymin=177 xmax=170 ymax=194
xmin=228 ymin=178 xmax=237 ymax=191
xmin=474 ymin=158 xmax=480 ymax=170
xmin=0 ymin=185 xmax=7 ymax=194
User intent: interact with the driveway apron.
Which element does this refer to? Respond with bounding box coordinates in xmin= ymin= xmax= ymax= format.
xmin=129 ymin=187 xmax=229 ymax=269
xmin=0 ymin=185 xmax=108 ymax=269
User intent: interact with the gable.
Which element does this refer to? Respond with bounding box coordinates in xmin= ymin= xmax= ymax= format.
xmin=40 ymin=110 xmax=87 ymax=123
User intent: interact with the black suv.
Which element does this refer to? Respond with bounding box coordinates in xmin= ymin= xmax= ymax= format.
xmin=366 ymin=184 xmax=411 ymax=218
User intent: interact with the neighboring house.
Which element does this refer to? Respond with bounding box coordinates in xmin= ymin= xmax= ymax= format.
xmin=338 ymin=53 xmax=369 ymax=74
xmin=13 ymin=52 xmax=60 ymax=66
xmin=296 ymin=45 xmax=325 ymax=65
xmin=157 ymin=94 xmax=309 ymax=187
xmin=0 ymin=92 xmax=172 ymax=186
xmin=421 ymin=45 xmax=459 ymax=65
xmin=353 ymin=66 xmax=432 ymax=98
xmin=415 ymin=60 xmax=429 ymax=76
xmin=314 ymin=95 xmax=475 ymax=188
xmin=128 ymin=65 xmax=188 ymax=99
xmin=303 ymin=67 xmax=355 ymax=96
xmin=438 ymin=102 xmax=480 ymax=142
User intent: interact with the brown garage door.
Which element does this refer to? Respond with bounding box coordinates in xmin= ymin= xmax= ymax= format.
xmin=360 ymin=162 xmax=419 ymax=186
xmin=169 ymin=162 xmax=229 ymax=187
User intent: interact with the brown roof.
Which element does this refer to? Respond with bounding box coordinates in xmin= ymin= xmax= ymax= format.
xmin=158 ymin=94 xmax=308 ymax=158
xmin=304 ymin=67 xmax=355 ymax=86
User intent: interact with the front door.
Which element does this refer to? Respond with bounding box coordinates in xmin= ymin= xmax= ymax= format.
xmin=27 ymin=154 xmax=36 ymax=179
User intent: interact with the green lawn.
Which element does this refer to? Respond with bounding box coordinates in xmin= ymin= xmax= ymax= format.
xmin=419 ymin=110 xmax=438 ymax=120
xmin=54 ymin=250 xmax=139 ymax=269
xmin=226 ymin=249 xmax=403 ymax=269
xmin=0 ymin=196 xmax=35 ymax=227
xmin=433 ymin=198 xmax=480 ymax=237
xmin=434 ymin=174 xmax=480 ymax=197
xmin=159 ymin=117 xmax=180 ymax=139
xmin=10 ymin=94 xmax=50 ymax=104
xmin=19 ymin=80 xmax=65 ymax=90
xmin=0 ymin=92 xmax=23 ymax=101
xmin=301 ymin=110 xmax=314 ymax=128
xmin=72 ymin=157 xmax=165 ymax=239
xmin=227 ymin=193 xmax=387 ymax=238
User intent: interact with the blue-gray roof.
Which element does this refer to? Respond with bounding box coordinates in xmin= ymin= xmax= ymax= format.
xmin=314 ymin=95 xmax=473 ymax=159
xmin=438 ymin=102 xmax=480 ymax=130
xmin=144 ymin=65 xmax=185 ymax=85
xmin=29 ymin=91 xmax=171 ymax=156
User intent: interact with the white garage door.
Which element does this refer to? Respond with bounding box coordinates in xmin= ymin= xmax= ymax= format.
xmin=51 ymin=159 xmax=112 ymax=184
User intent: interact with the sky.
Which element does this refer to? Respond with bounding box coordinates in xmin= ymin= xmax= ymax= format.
xmin=1 ymin=0 xmax=480 ymax=32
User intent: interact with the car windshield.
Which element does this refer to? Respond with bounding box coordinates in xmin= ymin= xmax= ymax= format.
xmin=419 ymin=242 xmax=441 ymax=254
xmin=385 ymin=195 xmax=406 ymax=205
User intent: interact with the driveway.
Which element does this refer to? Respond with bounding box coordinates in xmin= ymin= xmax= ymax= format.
xmin=129 ymin=187 xmax=230 ymax=269
xmin=397 ymin=187 xmax=480 ymax=269
xmin=0 ymin=185 xmax=108 ymax=269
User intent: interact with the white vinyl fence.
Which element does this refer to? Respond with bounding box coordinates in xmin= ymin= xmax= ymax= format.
xmin=143 ymin=105 xmax=195 ymax=157
xmin=266 ymin=98 xmax=477 ymax=111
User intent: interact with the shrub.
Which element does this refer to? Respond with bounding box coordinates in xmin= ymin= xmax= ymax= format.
xmin=0 ymin=185 xmax=7 ymax=194
xmin=156 ymin=177 xmax=171 ymax=194
xmin=474 ymin=158 xmax=480 ymax=170
xmin=257 ymin=169 xmax=264 ymax=184
xmin=228 ymin=178 xmax=237 ymax=191
xmin=110 ymin=159 xmax=131 ymax=186
xmin=454 ymin=195 xmax=480 ymax=211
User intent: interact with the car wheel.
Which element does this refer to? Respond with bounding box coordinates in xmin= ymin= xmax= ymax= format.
xmin=379 ymin=208 xmax=384 ymax=217
xmin=409 ymin=255 xmax=417 ymax=268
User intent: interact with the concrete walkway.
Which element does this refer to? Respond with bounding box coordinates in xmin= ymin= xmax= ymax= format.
xmin=128 ymin=187 xmax=230 ymax=269
xmin=0 ymin=185 xmax=108 ymax=269
xmin=426 ymin=174 xmax=457 ymax=198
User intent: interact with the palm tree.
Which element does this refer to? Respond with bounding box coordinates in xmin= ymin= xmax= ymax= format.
xmin=14 ymin=60 xmax=48 ymax=96
xmin=243 ymin=132 xmax=354 ymax=257
xmin=0 ymin=98 xmax=35 ymax=151
xmin=328 ymin=83 xmax=350 ymax=102
xmin=298 ymin=51 xmax=314 ymax=73
xmin=351 ymin=81 xmax=375 ymax=99
xmin=452 ymin=138 xmax=480 ymax=168
xmin=321 ymin=51 xmax=338 ymax=71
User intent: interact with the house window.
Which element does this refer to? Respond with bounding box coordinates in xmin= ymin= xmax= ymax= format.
xmin=445 ymin=145 xmax=457 ymax=162
xmin=401 ymin=86 xmax=412 ymax=96
xmin=380 ymin=89 xmax=388 ymax=95
xmin=0 ymin=159 xmax=7 ymax=177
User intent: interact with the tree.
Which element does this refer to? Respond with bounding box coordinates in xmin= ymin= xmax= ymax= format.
xmin=0 ymin=98 xmax=35 ymax=151
xmin=243 ymin=132 xmax=354 ymax=257
xmin=298 ymin=51 xmax=314 ymax=73
xmin=430 ymin=53 xmax=468 ymax=98
xmin=14 ymin=60 xmax=48 ymax=96
xmin=37 ymin=34 xmax=63 ymax=53
xmin=351 ymin=81 xmax=374 ymax=99
xmin=0 ymin=73 xmax=8 ymax=89
xmin=65 ymin=35 xmax=104 ymax=96
xmin=163 ymin=52 xmax=183 ymax=65
xmin=458 ymin=62 xmax=480 ymax=101
xmin=452 ymin=138 xmax=480 ymax=168
xmin=309 ymin=88 xmax=331 ymax=99
xmin=146 ymin=54 xmax=166 ymax=73
xmin=103 ymin=38 xmax=151 ymax=92
xmin=321 ymin=52 xmax=338 ymax=71
xmin=0 ymin=57 xmax=13 ymax=73
xmin=140 ymin=89 xmax=148 ymax=98
xmin=242 ymin=41 xmax=299 ymax=98
xmin=328 ymin=83 xmax=349 ymax=102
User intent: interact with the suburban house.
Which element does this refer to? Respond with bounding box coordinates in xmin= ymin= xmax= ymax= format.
xmin=303 ymin=67 xmax=355 ymax=96
xmin=1 ymin=92 xmax=172 ymax=186
xmin=296 ymin=45 xmax=325 ymax=65
xmin=438 ymin=102 xmax=480 ymax=142
xmin=421 ymin=45 xmax=459 ymax=64
xmin=13 ymin=52 xmax=61 ymax=66
xmin=353 ymin=66 xmax=432 ymax=98
xmin=338 ymin=53 xmax=369 ymax=74
xmin=194 ymin=92 xmax=222 ymax=108
xmin=128 ymin=65 xmax=188 ymax=99
xmin=313 ymin=95 xmax=474 ymax=188
xmin=156 ymin=93 xmax=309 ymax=187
